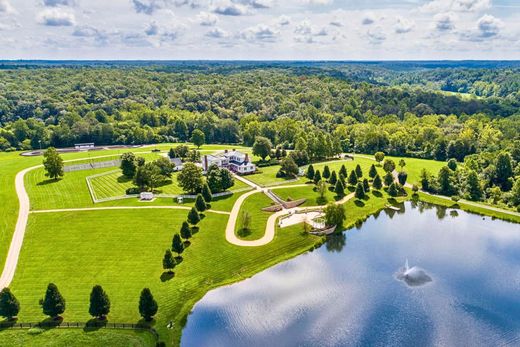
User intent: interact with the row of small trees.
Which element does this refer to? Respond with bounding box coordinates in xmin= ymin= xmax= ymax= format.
xmin=0 ymin=285 xmax=158 ymax=322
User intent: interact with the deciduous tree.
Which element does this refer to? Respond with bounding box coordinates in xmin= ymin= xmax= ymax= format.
xmin=191 ymin=129 xmax=205 ymax=148
xmin=177 ymin=163 xmax=203 ymax=194
xmin=43 ymin=147 xmax=64 ymax=180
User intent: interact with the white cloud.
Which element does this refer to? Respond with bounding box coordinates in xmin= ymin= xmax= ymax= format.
xmin=395 ymin=17 xmax=414 ymax=34
xmin=299 ymin=0 xmax=333 ymax=5
xmin=329 ymin=20 xmax=342 ymax=27
xmin=241 ymin=24 xmax=278 ymax=42
xmin=197 ymin=11 xmax=218 ymax=26
xmin=205 ymin=27 xmax=229 ymax=38
xmin=38 ymin=8 xmax=76 ymax=26
xmin=0 ymin=0 xmax=14 ymax=13
xmin=420 ymin=0 xmax=491 ymax=13
xmin=434 ymin=12 xmax=456 ymax=31
xmin=145 ymin=21 xmax=159 ymax=35
xmin=233 ymin=0 xmax=272 ymax=9
xmin=278 ymin=15 xmax=290 ymax=26
xmin=362 ymin=12 xmax=375 ymax=25
xmin=367 ymin=27 xmax=386 ymax=44
xmin=212 ymin=2 xmax=248 ymax=16
xmin=43 ymin=0 xmax=75 ymax=6
xmin=476 ymin=14 xmax=503 ymax=37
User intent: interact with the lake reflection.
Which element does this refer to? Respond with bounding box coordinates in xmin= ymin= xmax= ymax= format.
xmin=182 ymin=202 xmax=520 ymax=347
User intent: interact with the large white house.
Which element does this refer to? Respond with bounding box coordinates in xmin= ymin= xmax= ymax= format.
xmin=202 ymin=149 xmax=256 ymax=174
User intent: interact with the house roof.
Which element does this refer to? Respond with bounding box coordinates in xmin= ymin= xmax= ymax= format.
xmin=170 ymin=158 xmax=183 ymax=166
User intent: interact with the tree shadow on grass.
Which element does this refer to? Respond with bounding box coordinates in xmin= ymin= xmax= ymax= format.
xmin=136 ymin=318 xmax=156 ymax=328
xmin=83 ymin=318 xmax=107 ymax=332
xmin=354 ymin=200 xmax=365 ymax=207
xmin=160 ymin=272 xmax=175 ymax=282
xmin=37 ymin=179 xmax=61 ymax=186
xmin=316 ymin=196 xmax=328 ymax=205
xmin=117 ymin=175 xmax=133 ymax=183
xmin=372 ymin=190 xmax=383 ymax=198
xmin=347 ymin=186 xmax=355 ymax=193
xmin=237 ymin=228 xmax=251 ymax=238
xmin=0 ymin=318 xmax=17 ymax=331
xmin=191 ymin=226 xmax=199 ymax=234
xmin=37 ymin=317 xmax=63 ymax=331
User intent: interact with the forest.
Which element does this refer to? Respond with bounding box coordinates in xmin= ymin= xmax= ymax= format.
xmin=0 ymin=62 xmax=519 ymax=209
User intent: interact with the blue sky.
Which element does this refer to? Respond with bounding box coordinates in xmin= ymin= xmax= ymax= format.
xmin=0 ymin=0 xmax=518 ymax=59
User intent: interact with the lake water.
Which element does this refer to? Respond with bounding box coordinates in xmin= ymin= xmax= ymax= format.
xmin=181 ymin=202 xmax=520 ymax=347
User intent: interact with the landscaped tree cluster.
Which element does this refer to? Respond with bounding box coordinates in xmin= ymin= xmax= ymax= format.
xmin=0 ymin=285 xmax=158 ymax=322
xmin=120 ymin=152 xmax=174 ymax=192
xmin=206 ymin=164 xmax=234 ymax=193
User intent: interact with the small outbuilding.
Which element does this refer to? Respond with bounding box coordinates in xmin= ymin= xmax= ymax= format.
xmin=74 ymin=143 xmax=95 ymax=149
xmin=140 ymin=192 xmax=154 ymax=201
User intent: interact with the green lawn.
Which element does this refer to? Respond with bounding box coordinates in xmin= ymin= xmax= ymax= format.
xmin=246 ymin=165 xmax=304 ymax=187
xmin=234 ymin=192 xmax=275 ymax=240
xmin=8 ymin=208 xmax=321 ymax=346
xmin=273 ymin=184 xmax=338 ymax=207
xmin=0 ymin=328 xmax=156 ymax=347
xmin=385 ymin=155 xmax=447 ymax=185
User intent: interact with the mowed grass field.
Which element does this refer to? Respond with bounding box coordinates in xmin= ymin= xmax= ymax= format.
xmin=234 ymin=192 xmax=275 ymax=240
xmin=0 ymin=329 xmax=156 ymax=347
xmin=7 ymin=208 xmax=321 ymax=345
xmin=385 ymin=155 xmax=447 ymax=185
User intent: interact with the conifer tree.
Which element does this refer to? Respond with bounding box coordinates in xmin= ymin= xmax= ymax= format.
xmin=363 ymin=178 xmax=370 ymax=193
xmin=388 ymin=182 xmax=399 ymax=197
xmin=384 ymin=172 xmax=394 ymax=186
xmin=329 ymin=171 xmax=337 ymax=185
xmin=162 ymin=249 xmax=176 ymax=273
xmin=339 ymin=164 xmax=347 ymax=178
xmin=369 ymin=164 xmax=377 ymax=178
xmin=195 ymin=194 xmax=207 ymax=212
xmin=373 ymin=174 xmax=383 ymax=190
xmin=323 ymin=165 xmax=331 ymax=179
xmin=348 ymin=170 xmax=358 ymax=186
xmin=187 ymin=207 xmax=200 ymax=225
xmin=306 ymin=164 xmax=315 ymax=181
xmin=355 ymin=164 xmax=363 ymax=178
xmin=180 ymin=221 xmax=192 ymax=240
xmin=355 ymin=182 xmax=365 ymax=199
xmin=202 ymin=183 xmax=212 ymax=203
xmin=42 ymin=283 xmax=66 ymax=319
xmin=172 ymin=234 xmax=184 ymax=256
xmin=89 ymin=285 xmax=110 ymax=319
xmin=334 ymin=179 xmax=345 ymax=197
xmin=139 ymin=288 xmax=158 ymax=321
xmin=313 ymin=170 xmax=322 ymax=185
xmin=0 ymin=288 xmax=20 ymax=320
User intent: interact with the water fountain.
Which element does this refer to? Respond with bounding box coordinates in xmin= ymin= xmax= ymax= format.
xmin=395 ymin=259 xmax=432 ymax=287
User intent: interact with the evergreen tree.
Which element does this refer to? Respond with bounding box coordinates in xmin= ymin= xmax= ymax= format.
xmin=363 ymin=178 xmax=370 ymax=192
xmin=202 ymin=183 xmax=212 ymax=203
xmin=348 ymin=170 xmax=358 ymax=186
xmin=495 ymin=152 xmax=513 ymax=191
xmin=355 ymin=164 xmax=363 ymax=178
xmin=187 ymin=207 xmax=200 ymax=225
xmin=329 ymin=171 xmax=337 ymax=185
xmin=0 ymin=288 xmax=20 ymax=320
xmin=355 ymin=182 xmax=365 ymax=199
xmin=168 ymin=148 xmax=176 ymax=159
xmin=89 ymin=285 xmax=110 ymax=319
xmin=43 ymin=147 xmax=64 ymax=180
xmin=42 ymin=283 xmax=66 ymax=319
xmin=195 ymin=194 xmax=207 ymax=212
xmin=438 ymin=166 xmax=455 ymax=196
xmin=139 ymin=288 xmax=158 ymax=321
xmin=306 ymin=164 xmax=315 ymax=181
xmin=339 ymin=164 xmax=347 ymax=178
xmin=447 ymin=158 xmax=457 ymax=171
xmin=368 ymin=164 xmax=377 ymax=178
xmin=388 ymin=182 xmax=399 ymax=197
xmin=397 ymin=171 xmax=408 ymax=185
xmin=339 ymin=173 xmax=346 ymax=186
xmin=384 ymin=172 xmax=394 ymax=186
xmin=220 ymin=168 xmax=234 ymax=191
xmin=162 ymin=249 xmax=176 ymax=273
xmin=511 ymin=178 xmax=520 ymax=207
xmin=313 ymin=170 xmax=322 ymax=185
xmin=373 ymin=174 xmax=383 ymax=190
xmin=334 ymin=179 xmax=345 ymax=197
xmin=323 ymin=165 xmax=331 ymax=179
xmin=466 ymin=170 xmax=483 ymax=201
xmin=172 ymin=234 xmax=184 ymax=256
xmin=180 ymin=221 xmax=192 ymax=240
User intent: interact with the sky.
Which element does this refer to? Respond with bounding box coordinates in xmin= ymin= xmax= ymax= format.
xmin=0 ymin=0 xmax=519 ymax=60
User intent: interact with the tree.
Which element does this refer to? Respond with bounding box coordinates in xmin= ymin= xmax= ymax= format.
xmin=317 ymin=180 xmax=327 ymax=201
xmin=172 ymin=234 xmax=184 ymax=256
xmin=323 ymin=165 xmax=331 ymax=179
xmin=89 ymin=285 xmax=110 ymax=319
xmin=191 ymin=129 xmax=205 ymax=148
xmin=177 ymin=163 xmax=203 ymax=194
xmin=202 ymin=183 xmax=212 ymax=203
xmin=313 ymin=170 xmax=322 ymax=185
xmin=139 ymin=288 xmax=158 ymax=321
xmin=240 ymin=211 xmax=252 ymax=232
xmin=43 ymin=147 xmax=64 ymax=180
xmin=466 ymin=170 xmax=483 ymax=201
xmin=324 ymin=203 xmax=346 ymax=227
xmin=305 ymin=164 xmax=315 ymax=181
xmin=168 ymin=148 xmax=176 ymax=159
xmin=154 ymin=157 xmax=174 ymax=177
xmin=42 ymin=283 xmax=66 ymax=319
xmin=195 ymin=194 xmax=207 ymax=212
xmin=438 ymin=166 xmax=455 ymax=196
xmin=120 ymin=152 xmax=137 ymax=178
xmin=420 ymin=169 xmax=433 ymax=192
xmin=334 ymin=179 xmax=345 ymax=197
xmin=383 ymin=159 xmax=396 ymax=173
xmin=398 ymin=159 xmax=406 ymax=170
xmin=363 ymin=178 xmax=370 ymax=192
xmin=0 ymin=288 xmax=20 ymax=320
xmin=133 ymin=162 xmax=164 ymax=191
xmin=511 ymin=178 xmax=520 ymax=207
xmin=187 ymin=207 xmax=200 ymax=225
xmin=252 ymin=136 xmax=272 ymax=161
xmin=339 ymin=164 xmax=347 ymax=178
xmin=355 ymin=182 xmax=365 ymax=199
xmin=180 ymin=221 xmax=192 ymax=240
xmin=279 ymin=156 xmax=299 ymax=178
xmin=384 ymin=172 xmax=394 ymax=186
xmin=397 ymin=171 xmax=408 ymax=185
xmin=355 ymin=164 xmax=363 ymax=178
xmin=373 ymin=174 xmax=382 ymax=190
xmin=388 ymin=182 xmax=399 ymax=197
xmin=348 ymin=170 xmax=358 ymax=186
xmin=374 ymin=152 xmax=385 ymax=165
xmin=447 ymin=158 xmax=458 ymax=171
xmin=220 ymin=168 xmax=234 ymax=191
xmin=329 ymin=171 xmax=337 ymax=185
xmin=495 ymin=152 xmax=513 ymax=191
xmin=162 ymin=249 xmax=176 ymax=273
xmin=368 ymin=164 xmax=377 ymax=178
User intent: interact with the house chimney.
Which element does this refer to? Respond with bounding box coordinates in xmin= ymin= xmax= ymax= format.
xmin=245 ymin=153 xmax=249 ymax=163
xmin=225 ymin=149 xmax=228 ymax=153
xmin=204 ymin=155 xmax=208 ymax=171
xmin=233 ymin=148 xmax=236 ymax=152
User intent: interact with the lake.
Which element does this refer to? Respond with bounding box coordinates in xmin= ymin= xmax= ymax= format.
xmin=182 ymin=202 xmax=520 ymax=347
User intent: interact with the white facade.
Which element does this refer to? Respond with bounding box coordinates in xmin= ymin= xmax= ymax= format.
xmin=202 ymin=149 xmax=256 ymax=174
